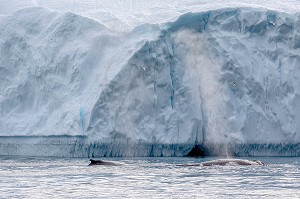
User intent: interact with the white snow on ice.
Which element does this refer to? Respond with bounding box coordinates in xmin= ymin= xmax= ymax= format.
xmin=1 ymin=0 xmax=300 ymax=32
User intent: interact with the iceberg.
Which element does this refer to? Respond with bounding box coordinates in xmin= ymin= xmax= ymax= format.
xmin=0 ymin=4 xmax=300 ymax=157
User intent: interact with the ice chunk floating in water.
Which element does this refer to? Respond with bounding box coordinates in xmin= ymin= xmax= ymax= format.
xmin=0 ymin=4 xmax=300 ymax=157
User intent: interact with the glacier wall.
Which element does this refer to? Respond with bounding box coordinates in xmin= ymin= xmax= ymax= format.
xmin=1 ymin=7 xmax=300 ymax=156
xmin=87 ymin=8 xmax=300 ymax=145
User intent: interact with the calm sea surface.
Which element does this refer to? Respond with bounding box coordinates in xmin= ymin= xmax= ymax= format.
xmin=0 ymin=157 xmax=299 ymax=198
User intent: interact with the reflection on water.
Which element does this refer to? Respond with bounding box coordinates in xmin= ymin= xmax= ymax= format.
xmin=0 ymin=157 xmax=299 ymax=198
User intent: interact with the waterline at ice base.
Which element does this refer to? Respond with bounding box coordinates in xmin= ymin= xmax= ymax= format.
xmin=1 ymin=1 xmax=300 ymax=157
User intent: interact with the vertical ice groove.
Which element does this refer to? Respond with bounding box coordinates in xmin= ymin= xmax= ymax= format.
xmin=202 ymin=13 xmax=210 ymax=31
xmin=80 ymin=107 xmax=84 ymax=132
xmin=169 ymin=57 xmax=175 ymax=109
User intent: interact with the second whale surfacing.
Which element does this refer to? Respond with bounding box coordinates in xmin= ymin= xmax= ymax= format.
xmin=201 ymin=159 xmax=265 ymax=166
xmin=177 ymin=159 xmax=265 ymax=167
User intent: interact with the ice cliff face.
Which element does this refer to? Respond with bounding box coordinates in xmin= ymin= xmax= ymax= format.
xmin=87 ymin=8 xmax=300 ymax=145
xmin=0 ymin=7 xmax=153 ymax=136
xmin=1 ymin=7 xmax=300 ymax=150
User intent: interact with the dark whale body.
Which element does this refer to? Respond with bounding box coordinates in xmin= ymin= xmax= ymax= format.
xmin=89 ymin=159 xmax=118 ymax=166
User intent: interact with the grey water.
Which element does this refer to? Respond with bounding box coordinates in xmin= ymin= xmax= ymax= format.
xmin=0 ymin=157 xmax=299 ymax=198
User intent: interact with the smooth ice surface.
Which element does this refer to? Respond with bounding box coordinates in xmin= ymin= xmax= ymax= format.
xmin=0 ymin=157 xmax=300 ymax=198
xmin=1 ymin=1 xmax=300 ymax=156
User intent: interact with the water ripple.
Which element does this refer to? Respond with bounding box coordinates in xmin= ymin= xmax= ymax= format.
xmin=0 ymin=157 xmax=300 ymax=198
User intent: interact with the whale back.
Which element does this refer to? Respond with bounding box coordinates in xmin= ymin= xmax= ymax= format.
xmin=89 ymin=159 xmax=118 ymax=166
xmin=201 ymin=159 xmax=265 ymax=166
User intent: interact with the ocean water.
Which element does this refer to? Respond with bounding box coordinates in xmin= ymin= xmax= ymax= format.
xmin=0 ymin=157 xmax=299 ymax=198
